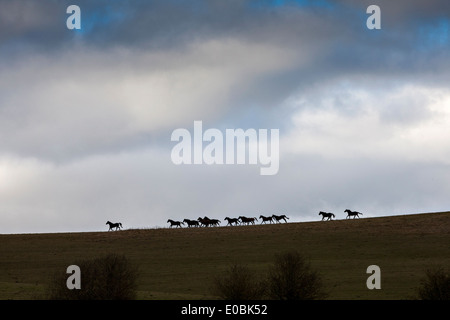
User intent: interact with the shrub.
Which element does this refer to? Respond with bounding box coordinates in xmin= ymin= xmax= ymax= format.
xmin=267 ymin=251 xmax=326 ymax=300
xmin=47 ymin=253 xmax=138 ymax=300
xmin=417 ymin=267 xmax=450 ymax=300
xmin=211 ymin=263 xmax=266 ymax=300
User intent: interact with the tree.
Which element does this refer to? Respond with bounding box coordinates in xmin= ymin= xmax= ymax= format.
xmin=267 ymin=251 xmax=326 ymax=300
xmin=47 ymin=253 xmax=138 ymax=300
xmin=211 ymin=263 xmax=266 ymax=300
xmin=417 ymin=267 xmax=450 ymax=300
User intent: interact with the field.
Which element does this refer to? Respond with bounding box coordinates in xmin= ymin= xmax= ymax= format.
xmin=1 ymin=211 xmax=449 ymax=300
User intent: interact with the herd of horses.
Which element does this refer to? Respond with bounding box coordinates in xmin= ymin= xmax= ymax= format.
xmin=167 ymin=214 xmax=289 ymax=228
xmin=106 ymin=209 xmax=364 ymax=231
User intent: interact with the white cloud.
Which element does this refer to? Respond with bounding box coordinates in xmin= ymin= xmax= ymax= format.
xmin=0 ymin=37 xmax=299 ymax=160
xmin=283 ymin=81 xmax=450 ymax=164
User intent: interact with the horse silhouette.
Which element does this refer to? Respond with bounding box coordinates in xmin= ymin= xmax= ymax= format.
xmin=319 ymin=211 xmax=335 ymax=221
xmin=259 ymin=215 xmax=274 ymax=224
xmin=167 ymin=219 xmax=184 ymax=228
xmin=224 ymin=217 xmax=240 ymax=226
xmin=198 ymin=217 xmax=213 ymax=227
xmin=209 ymin=218 xmax=221 ymax=226
xmin=272 ymin=214 xmax=289 ymax=223
xmin=106 ymin=221 xmax=122 ymax=231
xmin=344 ymin=209 xmax=363 ymax=219
xmin=183 ymin=219 xmax=199 ymax=227
xmin=239 ymin=216 xmax=257 ymax=225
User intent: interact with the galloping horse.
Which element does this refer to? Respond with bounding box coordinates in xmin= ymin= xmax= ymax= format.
xmin=224 ymin=217 xmax=240 ymax=226
xmin=209 ymin=218 xmax=221 ymax=226
xmin=319 ymin=211 xmax=335 ymax=221
xmin=239 ymin=216 xmax=257 ymax=225
xmin=106 ymin=221 xmax=122 ymax=231
xmin=167 ymin=219 xmax=184 ymax=228
xmin=344 ymin=209 xmax=363 ymax=219
xmin=272 ymin=214 xmax=289 ymax=223
xmin=259 ymin=215 xmax=274 ymax=224
xmin=183 ymin=219 xmax=199 ymax=227
xmin=198 ymin=217 xmax=212 ymax=227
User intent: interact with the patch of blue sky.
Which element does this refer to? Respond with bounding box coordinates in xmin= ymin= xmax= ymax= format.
xmin=417 ymin=18 xmax=450 ymax=51
xmin=75 ymin=6 xmax=130 ymax=35
xmin=249 ymin=0 xmax=336 ymax=10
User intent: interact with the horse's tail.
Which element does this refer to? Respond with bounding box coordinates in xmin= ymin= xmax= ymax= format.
xmin=332 ymin=214 xmax=335 ymax=217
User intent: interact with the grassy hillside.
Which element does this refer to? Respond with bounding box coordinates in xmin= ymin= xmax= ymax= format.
xmin=1 ymin=212 xmax=449 ymax=300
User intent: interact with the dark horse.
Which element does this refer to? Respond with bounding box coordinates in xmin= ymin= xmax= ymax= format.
xmin=259 ymin=215 xmax=274 ymax=224
xmin=272 ymin=214 xmax=289 ymax=223
xmin=106 ymin=221 xmax=122 ymax=231
xmin=198 ymin=216 xmax=220 ymax=227
xmin=319 ymin=211 xmax=335 ymax=221
xmin=239 ymin=216 xmax=257 ymax=225
xmin=209 ymin=218 xmax=221 ymax=226
xmin=167 ymin=219 xmax=184 ymax=228
xmin=197 ymin=217 xmax=210 ymax=227
xmin=198 ymin=217 xmax=215 ymax=227
xmin=183 ymin=219 xmax=199 ymax=227
xmin=224 ymin=217 xmax=240 ymax=226
xmin=344 ymin=209 xmax=363 ymax=219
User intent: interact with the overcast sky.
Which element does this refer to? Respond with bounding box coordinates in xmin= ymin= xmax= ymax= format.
xmin=0 ymin=0 xmax=449 ymax=233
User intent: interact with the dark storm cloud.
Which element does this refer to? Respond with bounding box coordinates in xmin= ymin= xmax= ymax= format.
xmin=2 ymin=1 xmax=447 ymax=49
xmin=2 ymin=0 xmax=448 ymax=82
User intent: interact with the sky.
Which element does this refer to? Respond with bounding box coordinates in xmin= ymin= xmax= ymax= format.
xmin=0 ymin=0 xmax=449 ymax=234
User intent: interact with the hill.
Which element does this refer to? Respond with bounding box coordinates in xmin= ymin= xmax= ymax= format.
xmin=1 ymin=212 xmax=449 ymax=299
